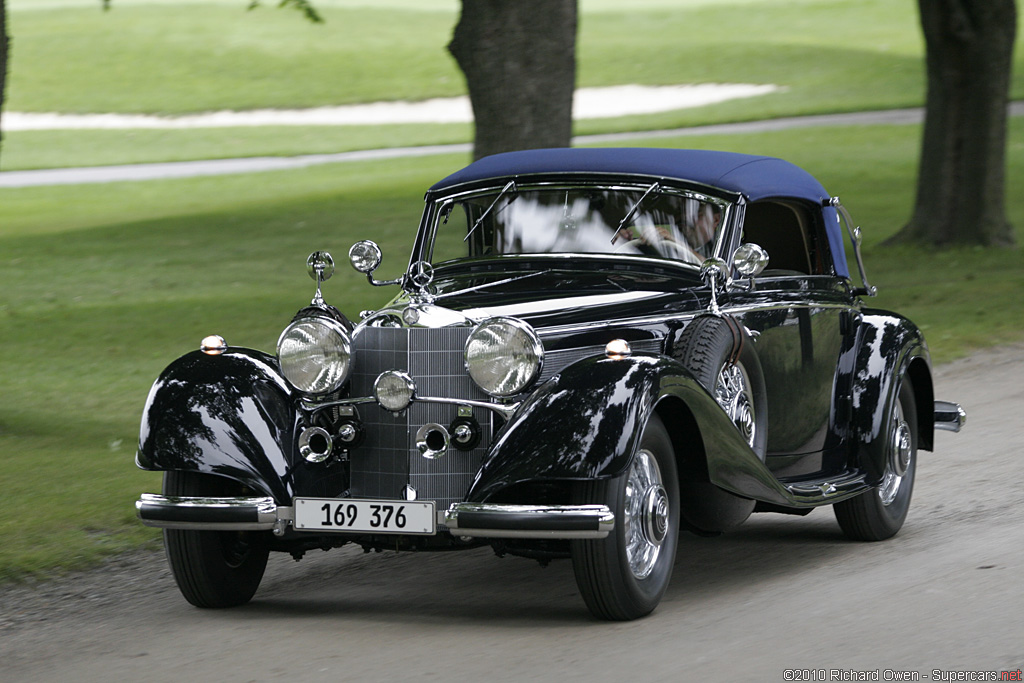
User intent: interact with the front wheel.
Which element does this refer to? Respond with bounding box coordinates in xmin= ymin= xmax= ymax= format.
xmin=834 ymin=380 xmax=918 ymax=541
xmin=162 ymin=471 xmax=270 ymax=608
xmin=571 ymin=413 xmax=680 ymax=621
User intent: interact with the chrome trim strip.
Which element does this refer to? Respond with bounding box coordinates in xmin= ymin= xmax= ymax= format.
xmin=934 ymin=400 xmax=967 ymax=433
xmin=537 ymin=300 xmax=855 ymax=339
xmin=303 ymin=394 xmax=519 ymax=420
xmin=435 ymin=251 xmax=703 ymax=275
xmin=444 ymin=503 xmax=615 ymax=539
xmin=830 ymin=197 xmax=877 ymax=297
xmin=300 ymin=396 xmax=378 ymax=413
xmin=783 ymin=472 xmax=870 ymax=505
xmin=136 ymin=494 xmax=293 ymax=532
xmin=416 ymin=395 xmax=520 ymax=420
xmin=433 ymin=180 xmax=733 ymax=208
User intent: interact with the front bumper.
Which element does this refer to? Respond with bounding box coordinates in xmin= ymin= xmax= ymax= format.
xmin=444 ymin=503 xmax=614 ymax=539
xmin=136 ymin=495 xmax=614 ymax=540
xmin=136 ymin=494 xmax=293 ymax=534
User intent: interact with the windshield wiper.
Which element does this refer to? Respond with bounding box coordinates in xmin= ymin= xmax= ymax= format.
xmin=432 ymin=269 xmax=553 ymax=300
xmin=611 ymin=181 xmax=661 ymax=243
xmin=464 ymin=180 xmax=517 ymax=242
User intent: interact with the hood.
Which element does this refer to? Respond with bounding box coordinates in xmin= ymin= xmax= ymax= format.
xmin=359 ymin=259 xmax=709 ymax=332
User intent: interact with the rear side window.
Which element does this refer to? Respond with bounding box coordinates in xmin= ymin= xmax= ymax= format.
xmin=741 ymin=200 xmax=833 ymax=276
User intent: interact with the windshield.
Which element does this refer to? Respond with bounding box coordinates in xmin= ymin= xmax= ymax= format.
xmin=427 ymin=185 xmax=729 ymax=267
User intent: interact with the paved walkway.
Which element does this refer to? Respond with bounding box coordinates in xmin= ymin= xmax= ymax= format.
xmin=2 ymin=103 xmax=1022 ymax=188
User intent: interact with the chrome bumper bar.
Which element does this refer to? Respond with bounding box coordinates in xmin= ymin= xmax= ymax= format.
xmin=136 ymin=494 xmax=293 ymax=534
xmin=137 ymin=495 xmax=615 ymax=540
xmin=444 ymin=503 xmax=615 ymax=539
xmin=934 ymin=400 xmax=967 ymax=433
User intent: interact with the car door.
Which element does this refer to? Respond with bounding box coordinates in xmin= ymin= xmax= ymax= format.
xmin=730 ymin=200 xmax=855 ymax=479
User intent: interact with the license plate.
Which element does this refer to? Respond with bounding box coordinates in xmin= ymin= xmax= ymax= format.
xmin=293 ymin=497 xmax=436 ymax=535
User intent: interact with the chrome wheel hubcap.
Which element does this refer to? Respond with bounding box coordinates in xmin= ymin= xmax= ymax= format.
xmin=716 ymin=362 xmax=756 ymax=449
xmin=624 ymin=449 xmax=668 ymax=579
xmin=879 ymin=400 xmax=912 ymax=506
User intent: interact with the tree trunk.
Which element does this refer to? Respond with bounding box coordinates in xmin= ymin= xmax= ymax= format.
xmin=448 ymin=0 xmax=577 ymax=161
xmin=891 ymin=0 xmax=1017 ymax=246
xmin=1 ymin=0 xmax=8 ymax=166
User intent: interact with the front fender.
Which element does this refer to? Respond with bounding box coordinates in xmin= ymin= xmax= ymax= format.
xmin=136 ymin=348 xmax=299 ymax=502
xmin=850 ymin=311 xmax=932 ymax=484
xmin=465 ymin=353 xmax=781 ymax=504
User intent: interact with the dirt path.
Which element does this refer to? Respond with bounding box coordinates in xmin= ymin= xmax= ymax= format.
xmin=2 ymin=345 xmax=1021 ymax=682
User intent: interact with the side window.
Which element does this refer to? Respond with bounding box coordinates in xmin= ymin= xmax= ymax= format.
xmin=741 ymin=200 xmax=831 ymax=276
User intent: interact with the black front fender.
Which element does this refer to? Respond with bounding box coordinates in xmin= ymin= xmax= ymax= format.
xmin=465 ymin=353 xmax=785 ymax=505
xmin=465 ymin=354 xmax=667 ymax=503
xmin=136 ymin=349 xmax=299 ymax=502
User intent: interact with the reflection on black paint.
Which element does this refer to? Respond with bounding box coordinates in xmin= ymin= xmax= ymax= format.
xmin=138 ymin=350 xmax=298 ymax=501
xmin=468 ymin=356 xmax=666 ymax=501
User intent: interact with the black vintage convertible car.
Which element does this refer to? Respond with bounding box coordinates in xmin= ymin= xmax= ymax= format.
xmin=136 ymin=148 xmax=965 ymax=620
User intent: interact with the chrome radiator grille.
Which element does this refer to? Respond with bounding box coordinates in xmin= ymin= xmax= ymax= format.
xmin=348 ymin=326 xmax=492 ymax=515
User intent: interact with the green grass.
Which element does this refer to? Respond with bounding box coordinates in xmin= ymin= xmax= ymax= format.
xmin=0 ymin=124 xmax=472 ymax=171
xmin=2 ymin=121 xmax=1022 ymax=581
xmin=3 ymin=0 xmax=1023 ymax=171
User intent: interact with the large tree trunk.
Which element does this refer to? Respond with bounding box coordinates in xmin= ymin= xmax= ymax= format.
xmin=1 ymin=0 xmax=8 ymax=166
xmin=448 ymin=0 xmax=577 ymax=161
xmin=891 ymin=0 xmax=1017 ymax=246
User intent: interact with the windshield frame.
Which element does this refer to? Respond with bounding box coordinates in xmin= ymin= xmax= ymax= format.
xmin=413 ymin=178 xmax=738 ymax=271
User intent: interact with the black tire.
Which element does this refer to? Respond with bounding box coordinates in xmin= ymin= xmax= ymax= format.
xmin=571 ymin=413 xmax=680 ymax=621
xmin=834 ymin=380 xmax=917 ymax=541
xmin=162 ymin=471 xmax=270 ymax=608
xmin=672 ymin=315 xmax=768 ymax=459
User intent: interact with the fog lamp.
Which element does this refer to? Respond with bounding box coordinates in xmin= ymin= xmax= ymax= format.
xmin=374 ymin=370 xmax=415 ymax=412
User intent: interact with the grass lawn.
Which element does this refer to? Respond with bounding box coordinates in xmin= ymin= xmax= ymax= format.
xmin=3 ymin=0 xmax=1023 ymax=170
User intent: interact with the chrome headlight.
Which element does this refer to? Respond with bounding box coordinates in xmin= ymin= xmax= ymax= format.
xmin=465 ymin=317 xmax=543 ymax=397
xmin=277 ymin=316 xmax=352 ymax=394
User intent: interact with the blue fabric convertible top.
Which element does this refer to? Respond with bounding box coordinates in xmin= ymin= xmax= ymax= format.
xmin=430 ymin=148 xmax=829 ymax=203
xmin=429 ymin=148 xmax=849 ymax=277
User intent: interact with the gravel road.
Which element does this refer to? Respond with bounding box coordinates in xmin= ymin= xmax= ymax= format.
xmin=2 ymin=345 xmax=1021 ymax=682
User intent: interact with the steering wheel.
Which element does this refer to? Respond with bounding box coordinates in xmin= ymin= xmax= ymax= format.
xmin=613 ymin=237 xmax=703 ymax=264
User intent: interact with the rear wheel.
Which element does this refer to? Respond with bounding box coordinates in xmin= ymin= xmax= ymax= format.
xmin=834 ymin=380 xmax=918 ymax=541
xmin=163 ymin=471 xmax=270 ymax=608
xmin=571 ymin=413 xmax=680 ymax=621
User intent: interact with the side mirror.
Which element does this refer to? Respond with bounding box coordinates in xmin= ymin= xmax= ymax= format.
xmin=731 ymin=243 xmax=769 ymax=291
xmin=732 ymin=243 xmax=769 ymax=277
